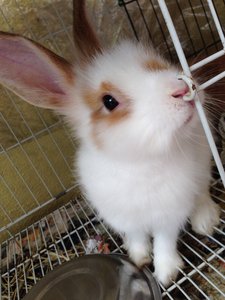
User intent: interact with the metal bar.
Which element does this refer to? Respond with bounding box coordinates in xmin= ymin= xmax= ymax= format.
xmin=3 ymin=0 xmax=72 ymax=171
xmin=213 ymin=194 xmax=225 ymax=204
xmin=157 ymin=0 xmax=191 ymax=76
xmin=1 ymin=121 xmax=61 ymax=154
xmin=195 ymin=93 xmax=225 ymax=186
xmin=181 ymin=251 xmax=225 ymax=297
xmin=190 ymin=49 xmax=225 ymax=71
xmin=50 ymin=1 xmax=74 ymax=46
xmin=34 ymin=109 xmax=72 ymax=172
xmin=30 ymin=1 xmax=77 ymax=151
xmin=50 ymin=213 xmax=70 ymax=260
xmin=1 ymin=195 xmax=224 ymax=299
xmin=1 ymin=111 xmax=53 ymax=198
xmin=198 ymin=71 xmax=225 ymax=90
xmin=0 ymin=245 xmax=2 ymax=299
xmin=44 ymin=217 xmax=62 ymax=265
xmin=149 ymin=0 xmax=173 ymax=59
xmin=79 ymin=197 xmax=124 ymax=253
xmin=55 ymin=208 xmax=78 ymax=255
xmin=7 ymin=95 xmax=66 ymax=190
xmin=1 ymin=175 xmax=26 ymax=214
xmin=1 ymin=152 xmax=39 ymax=207
xmin=157 ymin=0 xmax=225 ymax=187
xmin=22 ymin=263 xmax=28 ymax=294
xmin=0 ymin=5 xmax=13 ymax=31
xmin=180 ymin=239 xmax=225 ymax=279
xmin=209 ymin=228 xmax=225 ymax=248
xmin=187 ymin=0 xmax=208 ymax=55
xmin=184 ymin=228 xmax=225 ymax=262
xmin=6 ymin=241 xmax=11 ymax=298
xmin=136 ymin=0 xmax=153 ymax=42
xmin=207 ymin=0 xmax=225 ymax=47
xmin=25 ymin=229 xmax=37 ymax=284
xmin=200 ymin=0 xmax=219 ymax=52
xmin=171 ymin=268 xmax=210 ymax=299
xmin=163 ymin=246 xmax=224 ymax=296
xmin=119 ymin=1 xmax=139 ymax=40
xmin=38 ymin=222 xmax=54 ymax=271
xmin=0 ymin=185 xmax=76 ymax=235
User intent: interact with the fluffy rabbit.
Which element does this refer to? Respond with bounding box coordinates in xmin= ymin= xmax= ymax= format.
xmin=0 ymin=0 xmax=220 ymax=286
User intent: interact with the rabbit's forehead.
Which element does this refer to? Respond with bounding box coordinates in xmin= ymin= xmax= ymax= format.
xmin=143 ymin=59 xmax=170 ymax=72
xmin=91 ymin=41 xmax=170 ymax=76
xmin=85 ymin=42 xmax=173 ymax=93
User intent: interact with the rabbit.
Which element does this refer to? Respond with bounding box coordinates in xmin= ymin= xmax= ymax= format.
xmin=0 ymin=0 xmax=221 ymax=286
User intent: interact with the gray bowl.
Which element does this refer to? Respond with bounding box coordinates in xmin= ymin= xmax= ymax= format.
xmin=24 ymin=254 xmax=162 ymax=300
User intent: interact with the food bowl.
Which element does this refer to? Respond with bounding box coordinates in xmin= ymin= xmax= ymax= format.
xmin=23 ymin=254 xmax=162 ymax=300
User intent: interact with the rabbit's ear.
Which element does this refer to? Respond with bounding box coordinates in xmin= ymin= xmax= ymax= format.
xmin=0 ymin=32 xmax=75 ymax=109
xmin=73 ymin=0 xmax=102 ymax=61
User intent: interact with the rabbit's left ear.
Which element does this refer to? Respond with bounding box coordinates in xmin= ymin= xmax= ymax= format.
xmin=0 ymin=32 xmax=75 ymax=109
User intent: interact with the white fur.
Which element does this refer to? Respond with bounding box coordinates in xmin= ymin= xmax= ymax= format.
xmin=65 ymin=42 xmax=220 ymax=285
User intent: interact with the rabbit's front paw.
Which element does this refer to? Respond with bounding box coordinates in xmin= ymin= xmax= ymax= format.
xmin=191 ymin=197 xmax=220 ymax=236
xmin=125 ymin=234 xmax=151 ymax=268
xmin=154 ymin=252 xmax=183 ymax=286
xmin=130 ymin=252 xmax=152 ymax=268
xmin=128 ymin=243 xmax=151 ymax=268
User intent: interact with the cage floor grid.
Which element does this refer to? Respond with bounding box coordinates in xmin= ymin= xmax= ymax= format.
xmin=1 ymin=185 xmax=225 ymax=300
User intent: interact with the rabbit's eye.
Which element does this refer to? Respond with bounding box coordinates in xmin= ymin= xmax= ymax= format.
xmin=102 ymin=94 xmax=119 ymax=111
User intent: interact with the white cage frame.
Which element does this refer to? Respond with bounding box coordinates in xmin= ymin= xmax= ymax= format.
xmin=0 ymin=0 xmax=225 ymax=299
xmin=158 ymin=0 xmax=225 ymax=186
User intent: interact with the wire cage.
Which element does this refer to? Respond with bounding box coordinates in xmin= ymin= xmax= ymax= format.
xmin=0 ymin=0 xmax=225 ymax=299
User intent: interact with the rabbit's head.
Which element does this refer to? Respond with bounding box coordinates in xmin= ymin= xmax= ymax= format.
xmin=74 ymin=40 xmax=198 ymax=159
xmin=0 ymin=1 xmax=199 ymax=159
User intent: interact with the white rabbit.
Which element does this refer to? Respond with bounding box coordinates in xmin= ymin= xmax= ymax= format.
xmin=0 ymin=0 xmax=220 ymax=286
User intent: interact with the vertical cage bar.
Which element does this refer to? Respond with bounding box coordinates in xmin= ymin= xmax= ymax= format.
xmin=207 ymin=0 xmax=225 ymax=47
xmin=157 ymin=0 xmax=225 ymax=187
xmin=157 ymin=0 xmax=191 ymax=75
xmin=194 ymin=95 xmax=225 ymax=186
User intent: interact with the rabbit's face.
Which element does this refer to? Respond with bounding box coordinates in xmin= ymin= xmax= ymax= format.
xmin=77 ymin=42 xmax=198 ymax=158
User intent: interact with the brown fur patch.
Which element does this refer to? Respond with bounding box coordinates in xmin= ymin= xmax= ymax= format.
xmin=83 ymin=88 xmax=101 ymax=111
xmin=84 ymin=81 xmax=131 ymax=125
xmin=144 ymin=59 xmax=169 ymax=71
xmin=92 ymin=106 xmax=130 ymax=124
xmin=83 ymin=81 xmax=131 ymax=147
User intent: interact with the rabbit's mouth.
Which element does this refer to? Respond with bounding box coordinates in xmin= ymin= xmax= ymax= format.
xmin=175 ymin=100 xmax=195 ymax=127
xmin=188 ymin=100 xmax=195 ymax=107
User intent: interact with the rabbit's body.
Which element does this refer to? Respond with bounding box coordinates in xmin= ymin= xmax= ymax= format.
xmin=78 ymin=124 xmax=209 ymax=236
xmin=71 ymin=42 xmax=220 ymax=284
xmin=0 ymin=1 xmax=221 ymax=286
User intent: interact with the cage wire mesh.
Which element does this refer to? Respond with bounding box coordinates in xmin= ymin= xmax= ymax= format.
xmin=0 ymin=0 xmax=225 ymax=299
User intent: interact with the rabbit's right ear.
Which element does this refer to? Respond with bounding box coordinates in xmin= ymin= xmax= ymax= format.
xmin=0 ymin=32 xmax=75 ymax=110
xmin=73 ymin=0 xmax=102 ymax=61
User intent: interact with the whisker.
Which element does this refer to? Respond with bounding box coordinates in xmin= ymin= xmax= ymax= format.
xmin=174 ymin=133 xmax=190 ymax=161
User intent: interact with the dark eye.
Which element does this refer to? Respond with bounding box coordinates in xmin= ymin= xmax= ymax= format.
xmin=102 ymin=94 xmax=119 ymax=111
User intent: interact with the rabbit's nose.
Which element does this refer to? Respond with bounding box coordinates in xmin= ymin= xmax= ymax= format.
xmin=171 ymin=86 xmax=189 ymax=99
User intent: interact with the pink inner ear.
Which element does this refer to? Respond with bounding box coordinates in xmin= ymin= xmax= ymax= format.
xmin=0 ymin=39 xmax=65 ymax=95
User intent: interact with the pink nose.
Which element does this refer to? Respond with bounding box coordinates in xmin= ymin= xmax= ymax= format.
xmin=172 ymin=86 xmax=189 ymax=99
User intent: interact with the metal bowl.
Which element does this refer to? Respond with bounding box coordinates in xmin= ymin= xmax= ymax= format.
xmin=24 ymin=254 xmax=162 ymax=300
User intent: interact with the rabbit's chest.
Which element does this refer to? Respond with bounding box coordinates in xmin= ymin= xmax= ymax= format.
xmin=77 ymin=147 xmax=203 ymax=231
